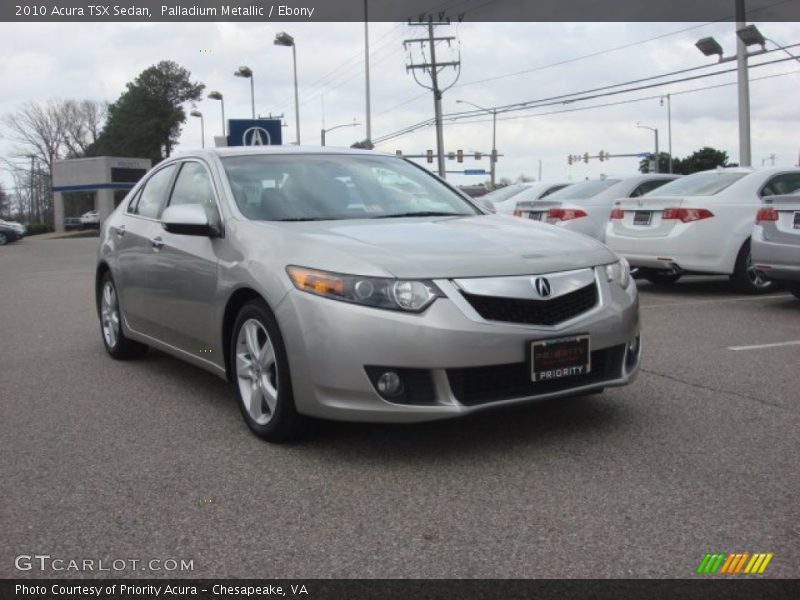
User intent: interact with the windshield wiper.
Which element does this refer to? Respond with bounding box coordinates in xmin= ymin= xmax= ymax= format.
xmin=273 ymin=217 xmax=329 ymax=222
xmin=372 ymin=211 xmax=465 ymax=219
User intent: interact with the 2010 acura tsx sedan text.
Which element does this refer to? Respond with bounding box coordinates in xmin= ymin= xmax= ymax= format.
xmin=96 ymin=147 xmax=641 ymax=442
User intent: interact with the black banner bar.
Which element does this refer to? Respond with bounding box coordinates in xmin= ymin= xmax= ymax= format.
xmin=3 ymin=579 xmax=800 ymax=600
xmin=2 ymin=0 xmax=800 ymax=22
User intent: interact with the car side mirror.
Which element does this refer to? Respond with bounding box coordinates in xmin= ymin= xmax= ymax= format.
xmin=161 ymin=204 xmax=219 ymax=237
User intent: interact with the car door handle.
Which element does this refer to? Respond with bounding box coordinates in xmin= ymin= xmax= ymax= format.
xmin=150 ymin=237 xmax=164 ymax=250
xmin=113 ymin=225 xmax=126 ymax=237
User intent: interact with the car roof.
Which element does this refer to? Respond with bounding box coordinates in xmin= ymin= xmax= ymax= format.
xmin=171 ymin=146 xmax=395 ymax=160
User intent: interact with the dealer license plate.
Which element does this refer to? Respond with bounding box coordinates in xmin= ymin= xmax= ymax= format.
xmin=531 ymin=335 xmax=591 ymax=382
xmin=633 ymin=211 xmax=652 ymax=226
xmin=793 ymin=211 xmax=800 ymax=229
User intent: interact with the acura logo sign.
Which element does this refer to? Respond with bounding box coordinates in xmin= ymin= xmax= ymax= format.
xmin=534 ymin=277 xmax=552 ymax=298
xmin=242 ymin=126 xmax=271 ymax=146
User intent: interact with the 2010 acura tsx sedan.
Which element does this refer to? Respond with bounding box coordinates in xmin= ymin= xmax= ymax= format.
xmin=96 ymin=147 xmax=641 ymax=442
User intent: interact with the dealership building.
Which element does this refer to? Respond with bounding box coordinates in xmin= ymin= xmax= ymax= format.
xmin=52 ymin=156 xmax=151 ymax=232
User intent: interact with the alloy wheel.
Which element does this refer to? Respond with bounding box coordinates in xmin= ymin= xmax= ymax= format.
xmin=745 ymin=251 xmax=771 ymax=289
xmin=235 ymin=318 xmax=279 ymax=426
xmin=100 ymin=281 xmax=120 ymax=348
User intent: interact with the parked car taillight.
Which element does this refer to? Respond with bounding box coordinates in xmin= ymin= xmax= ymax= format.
xmin=513 ymin=208 xmax=522 ymax=217
xmin=662 ymin=208 xmax=714 ymax=223
xmin=548 ymin=208 xmax=587 ymax=221
xmin=755 ymin=207 xmax=779 ymax=223
xmin=609 ymin=208 xmax=625 ymax=220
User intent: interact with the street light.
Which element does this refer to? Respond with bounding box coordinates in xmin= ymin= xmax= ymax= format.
xmin=207 ymin=90 xmax=226 ymax=136
xmin=190 ymin=110 xmax=205 ymax=149
xmin=694 ymin=3 xmax=769 ymax=168
xmin=636 ymin=122 xmax=659 ymax=173
xmin=456 ymin=99 xmax=497 ymax=190
xmin=321 ymin=120 xmax=360 ymax=146
xmin=274 ymin=32 xmax=300 ymax=145
xmin=234 ymin=66 xmax=254 ymax=119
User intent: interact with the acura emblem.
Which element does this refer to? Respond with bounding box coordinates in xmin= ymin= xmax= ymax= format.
xmin=534 ymin=277 xmax=552 ymax=298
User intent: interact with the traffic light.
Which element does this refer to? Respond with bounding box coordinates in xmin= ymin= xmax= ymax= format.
xmin=448 ymin=152 xmax=455 ymax=161
xmin=475 ymin=152 xmax=482 ymax=160
xmin=567 ymin=155 xmax=573 ymax=165
xmin=599 ymin=150 xmax=606 ymax=161
xmin=491 ymin=149 xmax=498 ymax=163
xmin=426 ymin=149 xmax=433 ymax=163
xmin=583 ymin=152 xmax=590 ymax=164
xmin=457 ymin=149 xmax=463 ymax=163
xmin=395 ymin=150 xmax=403 ymax=156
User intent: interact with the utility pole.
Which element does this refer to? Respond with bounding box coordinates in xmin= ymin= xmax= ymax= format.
xmin=405 ymin=19 xmax=461 ymax=178
xmin=28 ymin=154 xmax=35 ymax=223
xmin=661 ymin=94 xmax=673 ymax=173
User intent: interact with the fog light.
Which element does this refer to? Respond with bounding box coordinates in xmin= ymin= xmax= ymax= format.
xmin=376 ymin=371 xmax=404 ymax=398
xmin=626 ymin=335 xmax=641 ymax=369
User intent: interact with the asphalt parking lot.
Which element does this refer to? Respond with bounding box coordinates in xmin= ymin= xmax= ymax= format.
xmin=1 ymin=236 xmax=798 ymax=579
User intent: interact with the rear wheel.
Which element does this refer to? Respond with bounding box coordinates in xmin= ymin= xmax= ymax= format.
xmin=641 ymin=269 xmax=682 ymax=286
xmin=0 ymin=232 xmax=7 ymax=246
xmin=231 ymin=299 xmax=304 ymax=443
xmin=730 ymin=240 xmax=774 ymax=294
xmin=98 ymin=272 xmax=148 ymax=359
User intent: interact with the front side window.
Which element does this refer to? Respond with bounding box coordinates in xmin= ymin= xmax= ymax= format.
xmin=221 ymin=154 xmax=479 ymax=221
xmin=169 ymin=162 xmax=217 ymax=208
xmin=132 ymin=164 xmax=176 ymax=219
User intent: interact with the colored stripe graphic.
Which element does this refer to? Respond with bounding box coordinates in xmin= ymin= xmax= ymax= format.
xmin=699 ymin=552 xmax=774 ymax=575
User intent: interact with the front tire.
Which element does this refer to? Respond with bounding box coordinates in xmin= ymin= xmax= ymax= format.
xmin=231 ymin=299 xmax=304 ymax=443
xmin=0 ymin=232 xmax=7 ymax=246
xmin=641 ymin=268 xmax=682 ymax=286
xmin=98 ymin=272 xmax=148 ymax=359
xmin=730 ymin=240 xmax=774 ymax=294
xmin=786 ymin=283 xmax=800 ymax=300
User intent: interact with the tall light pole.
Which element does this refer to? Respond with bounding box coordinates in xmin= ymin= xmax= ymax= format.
xmin=694 ymin=5 xmax=768 ymax=167
xmin=636 ymin=123 xmax=659 ymax=173
xmin=190 ymin=110 xmax=205 ymax=148
xmin=321 ymin=121 xmax=361 ymax=146
xmin=456 ymin=99 xmax=497 ymax=189
xmin=275 ymin=32 xmax=300 ymax=145
xmin=364 ymin=0 xmax=372 ymax=143
xmin=207 ymin=91 xmax=225 ymax=136
xmin=660 ymin=94 xmax=673 ymax=173
xmin=234 ymin=66 xmax=254 ymax=119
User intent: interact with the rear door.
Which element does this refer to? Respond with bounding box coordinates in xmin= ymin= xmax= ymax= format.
xmin=145 ymin=160 xmax=223 ymax=354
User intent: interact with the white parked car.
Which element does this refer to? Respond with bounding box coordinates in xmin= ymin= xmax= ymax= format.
xmin=516 ymin=175 xmax=678 ymax=242
xmin=605 ymin=167 xmax=800 ymax=293
xmin=491 ymin=182 xmax=570 ymax=215
xmin=80 ymin=210 xmax=100 ymax=227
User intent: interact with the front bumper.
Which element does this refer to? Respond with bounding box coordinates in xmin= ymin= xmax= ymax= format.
xmin=274 ymin=269 xmax=641 ymax=422
xmin=752 ymin=225 xmax=800 ymax=282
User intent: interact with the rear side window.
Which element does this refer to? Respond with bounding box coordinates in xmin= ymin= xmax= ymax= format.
xmin=761 ymin=173 xmax=800 ymax=197
xmin=644 ymin=171 xmax=746 ymax=196
xmin=131 ymin=165 xmax=176 ymax=219
xmin=631 ymin=179 xmax=674 ymax=197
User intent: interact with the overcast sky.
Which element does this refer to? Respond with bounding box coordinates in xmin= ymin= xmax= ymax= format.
xmin=0 ymin=19 xmax=798 ymax=193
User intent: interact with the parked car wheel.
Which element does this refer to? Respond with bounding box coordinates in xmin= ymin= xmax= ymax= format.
xmin=98 ymin=272 xmax=148 ymax=359
xmin=730 ymin=240 xmax=775 ymax=294
xmin=0 ymin=232 xmax=7 ymax=246
xmin=640 ymin=269 xmax=682 ymax=286
xmin=231 ymin=299 xmax=304 ymax=443
xmin=786 ymin=283 xmax=800 ymax=300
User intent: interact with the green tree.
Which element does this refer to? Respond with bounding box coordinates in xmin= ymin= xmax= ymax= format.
xmin=680 ymin=146 xmax=733 ymax=174
xmin=91 ymin=61 xmax=204 ymax=163
xmin=0 ymin=182 xmax=10 ymax=217
xmin=638 ymin=152 xmax=677 ymax=174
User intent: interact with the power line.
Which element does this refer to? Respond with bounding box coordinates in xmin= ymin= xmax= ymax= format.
xmin=372 ymin=50 xmax=799 ymax=144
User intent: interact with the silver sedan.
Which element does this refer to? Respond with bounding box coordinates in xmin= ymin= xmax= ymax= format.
xmin=752 ymin=192 xmax=800 ymax=299
xmin=96 ymin=147 xmax=640 ymax=442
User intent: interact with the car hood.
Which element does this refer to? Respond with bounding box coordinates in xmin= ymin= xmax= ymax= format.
xmin=255 ymin=215 xmax=616 ymax=278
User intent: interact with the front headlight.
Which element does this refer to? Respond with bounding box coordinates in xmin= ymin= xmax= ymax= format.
xmin=286 ymin=266 xmax=443 ymax=312
xmin=605 ymin=258 xmax=631 ymax=289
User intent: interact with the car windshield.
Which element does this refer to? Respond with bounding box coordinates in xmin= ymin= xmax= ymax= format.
xmin=482 ymin=184 xmax=529 ymax=204
xmin=643 ymin=171 xmax=748 ymax=196
xmin=545 ymin=179 xmax=621 ymax=200
xmin=222 ymin=153 xmax=479 ymax=221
